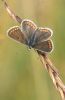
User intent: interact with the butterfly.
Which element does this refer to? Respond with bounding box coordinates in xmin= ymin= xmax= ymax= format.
xmin=7 ymin=19 xmax=53 ymax=54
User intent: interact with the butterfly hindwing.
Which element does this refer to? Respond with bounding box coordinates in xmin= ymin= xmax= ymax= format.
xmin=33 ymin=39 xmax=53 ymax=53
xmin=7 ymin=26 xmax=26 ymax=44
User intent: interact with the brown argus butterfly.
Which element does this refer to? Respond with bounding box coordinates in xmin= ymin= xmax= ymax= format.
xmin=7 ymin=19 xmax=53 ymax=54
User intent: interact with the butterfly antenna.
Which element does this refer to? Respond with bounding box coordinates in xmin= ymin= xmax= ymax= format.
xmin=1 ymin=0 xmax=22 ymax=24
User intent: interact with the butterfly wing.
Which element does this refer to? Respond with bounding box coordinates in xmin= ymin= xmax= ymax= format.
xmin=33 ymin=27 xmax=53 ymax=44
xmin=7 ymin=26 xmax=26 ymax=44
xmin=21 ymin=19 xmax=37 ymax=42
xmin=33 ymin=40 xmax=53 ymax=53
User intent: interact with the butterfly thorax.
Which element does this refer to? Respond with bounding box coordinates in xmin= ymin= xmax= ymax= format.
xmin=28 ymin=39 xmax=34 ymax=49
xmin=28 ymin=34 xmax=35 ymax=49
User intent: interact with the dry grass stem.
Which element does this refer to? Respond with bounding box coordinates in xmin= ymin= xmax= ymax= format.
xmin=37 ymin=51 xmax=65 ymax=100
xmin=2 ymin=0 xmax=22 ymax=24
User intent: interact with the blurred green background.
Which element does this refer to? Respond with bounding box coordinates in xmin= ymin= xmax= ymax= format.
xmin=0 ymin=0 xmax=65 ymax=100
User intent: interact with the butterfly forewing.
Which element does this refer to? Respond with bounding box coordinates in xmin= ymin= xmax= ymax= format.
xmin=21 ymin=19 xmax=37 ymax=41
xmin=7 ymin=26 xmax=26 ymax=44
xmin=33 ymin=39 xmax=53 ymax=53
xmin=33 ymin=27 xmax=53 ymax=44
